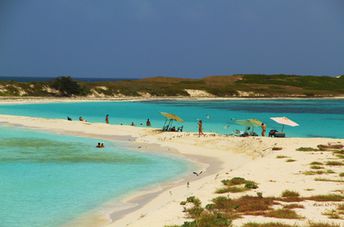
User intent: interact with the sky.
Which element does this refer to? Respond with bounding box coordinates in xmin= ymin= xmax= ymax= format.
xmin=0 ymin=0 xmax=343 ymax=78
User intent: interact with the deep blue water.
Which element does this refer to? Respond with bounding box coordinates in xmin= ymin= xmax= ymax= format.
xmin=0 ymin=99 xmax=343 ymax=138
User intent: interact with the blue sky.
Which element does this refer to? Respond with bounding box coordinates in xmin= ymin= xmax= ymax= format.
xmin=0 ymin=0 xmax=343 ymax=78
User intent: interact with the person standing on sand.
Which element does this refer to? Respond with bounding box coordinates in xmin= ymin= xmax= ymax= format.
xmin=198 ymin=120 xmax=205 ymax=137
xmin=105 ymin=114 xmax=109 ymax=124
xmin=261 ymin=123 xmax=267 ymax=137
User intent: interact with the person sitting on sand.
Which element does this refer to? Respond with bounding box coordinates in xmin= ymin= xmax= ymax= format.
xmin=198 ymin=120 xmax=205 ymax=137
xmin=146 ymin=118 xmax=151 ymax=127
xmin=105 ymin=114 xmax=109 ymax=124
xmin=79 ymin=116 xmax=87 ymax=122
xmin=269 ymin=129 xmax=277 ymax=137
xmin=261 ymin=123 xmax=267 ymax=137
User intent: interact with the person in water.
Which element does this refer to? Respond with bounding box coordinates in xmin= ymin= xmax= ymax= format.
xmin=146 ymin=118 xmax=151 ymax=127
xmin=96 ymin=143 xmax=105 ymax=148
xmin=261 ymin=123 xmax=267 ymax=137
xmin=131 ymin=122 xmax=135 ymax=126
xmin=105 ymin=114 xmax=109 ymax=124
xmin=79 ymin=116 xmax=87 ymax=122
xmin=198 ymin=120 xmax=205 ymax=137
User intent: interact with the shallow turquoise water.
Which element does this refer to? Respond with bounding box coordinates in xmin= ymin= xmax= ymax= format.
xmin=0 ymin=99 xmax=343 ymax=138
xmin=0 ymin=126 xmax=188 ymax=227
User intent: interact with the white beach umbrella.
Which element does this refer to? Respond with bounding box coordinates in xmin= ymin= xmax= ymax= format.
xmin=270 ymin=117 xmax=299 ymax=131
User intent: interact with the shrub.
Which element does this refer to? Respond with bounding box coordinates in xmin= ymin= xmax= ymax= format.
xmin=216 ymin=186 xmax=247 ymax=193
xmin=310 ymin=162 xmax=323 ymax=165
xmin=326 ymin=161 xmax=343 ymax=166
xmin=51 ymin=76 xmax=86 ymax=96
xmin=276 ymin=155 xmax=288 ymax=159
xmin=308 ymin=222 xmax=341 ymax=227
xmin=281 ymin=190 xmax=300 ymax=198
xmin=296 ymin=147 xmax=319 ymax=152
xmin=310 ymin=165 xmax=324 ymax=170
xmin=245 ymin=181 xmax=258 ymax=189
xmin=242 ymin=222 xmax=295 ymax=227
xmin=264 ymin=209 xmax=302 ymax=219
xmin=283 ymin=204 xmax=304 ymax=209
xmin=195 ymin=211 xmax=231 ymax=227
xmin=307 ymin=194 xmax=344 ymax=201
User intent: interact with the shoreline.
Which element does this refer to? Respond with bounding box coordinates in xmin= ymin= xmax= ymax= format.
xmin=0 ymin=96 xmax=343 ymax=105
xmin=0 ymin=114 xmax=343 ymax=226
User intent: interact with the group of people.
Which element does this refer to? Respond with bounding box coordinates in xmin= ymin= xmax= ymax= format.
xmin=96 ymin=143 xmax=105 ymax=148
xmin=68 ymin=114 xmax=272 ymax=138
xmin=68 ymin=114 xmax=153 ymax=127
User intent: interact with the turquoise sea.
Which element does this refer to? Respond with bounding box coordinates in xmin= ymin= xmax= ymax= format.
xmin=0 ymin=99 xmax=343 ymax=227
xmin=0 ymin=99 xmax=343 ymax=138
xmin=0 ymin=126 xmax=188 ymax=227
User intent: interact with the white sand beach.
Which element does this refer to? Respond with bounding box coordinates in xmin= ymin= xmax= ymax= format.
xmin=0 ymin=114 xmax=343 ymax=227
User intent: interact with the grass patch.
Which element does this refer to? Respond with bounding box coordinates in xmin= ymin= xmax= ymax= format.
xmin=276 ymin=155 xmax=288 ymax=159
xmin=283 ymin=203 xmax=304 ymax=209
xmin=339 ymin=172 xmax=344 ymax=177
xmin=281 ymin=190 xmax=300 ymax=198
xmin=217 ymin=177 xmax=258 ymax=194
xmin=307 ymin=194 xmax=344 ymax=202
xmin=315 ymin=178 xmax=344 ymax=183
xmin=303 ymin=170 xmax=326 ymax=175
xmin=296 ymin=147 xmax=319 ymax=152
xmin=272 ymin=147 xmax=283 ymax=151
xmin=336 ymin=154 xmax=344 ymax=159
xmin=326 ymin=161 xmax=343 ymax=166
xmin=264 ymin=208 xmax=302 ymax=219
xmin=310 ymin=165 xmax=324 ymax=170
xmin=310 ymin=161 xmax=323 ymax=165
xmin=216 ymin=186 xmax=248 ymax=193
xmin=242 ymin=222 xmax=295 ymax=227
xmin=308 ymin=223 xmax=341 ymax=227
xmin=286 ymin=159 xmax=296 ymax=162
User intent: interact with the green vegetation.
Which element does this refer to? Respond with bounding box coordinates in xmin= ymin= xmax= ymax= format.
xmin=286 ymin=159 xmax=296 ymax=162
xmin=310 ymin=162 xmax=323 ymax=165
xmin=51 ymin=76 xmax=87 ymax=96
xmin=314 ymin=178 xmax=344 ymax=183
xmin=1 ymin=74 xmax=344 ymax=97
xmin=276 ymin=155 xmax=288 ymax=159
xmin=310 ymin=165 xmax=324 ymax=170
xmin=296 ymin=147 xmax=319 ymax=152
xmin=173 ymin=192 xmax=344 ymax=227
xmin=308 ymin=223 xmax=341 ymax=227
xmin=307 ymin=194 xmax=344 ymax=202
xmin=326 ymin=161 xmax=343 ymax=166
xmin=178 ymin=196 xmax=232 ymax=227
xmin=281 ymin=190 xmax=300 ymax=198
xmin=216 ymin=177 xmax=258 ymax=194
xmin=264 ymin=209 xmax=302 ymax=219
xmin=242 ymin=222 xmax=295 ymax=227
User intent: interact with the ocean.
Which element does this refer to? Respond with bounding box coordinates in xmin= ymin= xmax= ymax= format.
xmin=0 ymin=99 xmax=343 ymax=138
xmin=0 ymin=126 xmax=188 ymax=227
